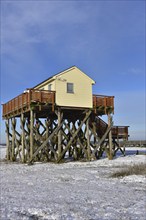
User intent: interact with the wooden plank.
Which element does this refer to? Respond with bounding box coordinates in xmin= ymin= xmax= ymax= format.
xmin=11 ymin=118 xmax=16 ymax=161
xmin=57 ymin=108 xmax=62 ymax=157
xmin=5 ymin=119 xmax=10 ymax=160
xmin=30 ymin=109 xmax=34 ymax=160
xmin=21 ymin=113 xmax=25 ymax=162
xmin=108 ymin=114 xmax=113 ymax=160
xmin=86 ymin=117 xmax=91 ymax=160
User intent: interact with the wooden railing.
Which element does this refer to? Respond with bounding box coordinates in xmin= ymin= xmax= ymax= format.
xmin=2 ymin=89 xmax=55 ymax=118
xmin=96 ymin=117 xmax=129 ymax=139
xmin=3 ymin=91 xmax=114 ymax=118
xmin=112 ymin=126 xmax=129 ymax=139
xmin=93 ymin=94 xmax=114 ymax=113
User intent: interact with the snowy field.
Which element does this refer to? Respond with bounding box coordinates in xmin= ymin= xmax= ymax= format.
xmin=0 ymin=146 xmax=146 ymax=220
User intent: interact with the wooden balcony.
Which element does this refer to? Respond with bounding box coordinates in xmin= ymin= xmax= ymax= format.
xmin=93 ymin=94 xmax=114 ymax=114
xmin=2 ymin=90 xmax=115 ymax=119
xmin=2 ymin=89 xmax=55 ymax=119
xmin=112 ymin=126 xmax=129 ymax=139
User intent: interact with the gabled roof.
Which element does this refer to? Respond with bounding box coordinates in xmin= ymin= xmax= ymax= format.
xmin=33 ymin=66 xmax=95 ymax=88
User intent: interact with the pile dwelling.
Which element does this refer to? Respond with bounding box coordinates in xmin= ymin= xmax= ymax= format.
xmin=2 ymin=66 xmax=129 ymax=163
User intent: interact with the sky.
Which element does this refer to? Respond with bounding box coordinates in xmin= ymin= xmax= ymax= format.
xmin=0 ymin=0 xmax=145 ymax=143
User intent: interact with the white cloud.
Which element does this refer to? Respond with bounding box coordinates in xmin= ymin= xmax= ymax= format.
xmin=1 ymin=1 xmax=91 ymax=54
xmin=1 ymin=0 xmax=144 ymax=58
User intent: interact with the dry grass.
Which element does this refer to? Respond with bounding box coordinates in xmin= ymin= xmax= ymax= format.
xmin=111 ymin=163 xmax=146 ymax=178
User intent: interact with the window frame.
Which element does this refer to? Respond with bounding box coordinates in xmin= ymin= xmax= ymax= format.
xmin=67 ymin=83 xmax=74 ymax=94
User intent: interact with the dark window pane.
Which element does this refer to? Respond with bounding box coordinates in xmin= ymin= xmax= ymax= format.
xmin=67 ymin=83 xmax=74 ymax=93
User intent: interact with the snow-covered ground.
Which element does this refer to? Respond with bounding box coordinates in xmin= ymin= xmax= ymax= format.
xmin=0 ymin=146 xmax=146 ymax=220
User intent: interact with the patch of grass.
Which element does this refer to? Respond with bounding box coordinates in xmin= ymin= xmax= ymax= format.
xmin=111 ymin=163 xmax=146 ymax=178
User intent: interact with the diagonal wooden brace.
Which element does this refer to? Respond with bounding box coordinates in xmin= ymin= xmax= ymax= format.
xmin=91 ymin=122 xmax=113 ymax=159
xmin=57 ymin=110 xmax=92 ymax=163
xmin=28 ymin=121 xmax=64 ymax=164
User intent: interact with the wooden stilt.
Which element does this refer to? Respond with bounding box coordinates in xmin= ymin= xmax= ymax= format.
xmin=11 ymin=118 xmax=16 ymax=161
xmin=21 ymin=113 xmax=25 ymax=163
xmin=30 ymin=109 xmax=34 ymax=160
xmin=108 ymin=113 xmax=113 ymax=160
xmin=5 ymin=119 xmax=10 ymax=160
xmin=57 ymin=108 xmax=62 ymax=158
xmin=86 ymin=117 xmax=91 ymax=160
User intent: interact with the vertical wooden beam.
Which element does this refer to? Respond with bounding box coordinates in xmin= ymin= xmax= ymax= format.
xmin=57 ymin=108 xmax=62 ymax=158
xmin=86 ymin=117 xmax=91 ymax=160
xmin=93 ymin=121 xmax=97 ymax=147
xmin=45 ymin=119 xmax=49 ymax=139
xmin=21 ymin=113 xmax=25 ymax=163
xmin=11 ymin=118 xmax=16 ymax=161
xmin=5 ymin=119 xmax=10 ymax=160
xmin=108 ymin=113 xmax=113 ymax=160
xmin=30 ymin=109 xmax=34 ymax=160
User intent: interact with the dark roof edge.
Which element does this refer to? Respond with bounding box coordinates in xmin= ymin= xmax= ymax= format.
xmin=33 ymin=65 xmax=76 ymax=88
xmin=33 ymin=65 xmax=95 ymax=88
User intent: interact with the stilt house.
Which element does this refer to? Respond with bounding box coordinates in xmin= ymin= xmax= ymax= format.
xmin=33 ymin=66 xmax=95 ymax=108
xmin=2 ymin=66 xmax=129 ymax=163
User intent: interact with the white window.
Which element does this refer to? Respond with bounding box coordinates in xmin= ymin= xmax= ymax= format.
xmin=48 ymin=84 xmax=52 ymax=91
xmin=67 ymin=83 xmax=74 ymax=93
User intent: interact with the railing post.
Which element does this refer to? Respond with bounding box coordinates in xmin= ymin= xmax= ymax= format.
xmin=116 ymin=126 xmax=118 ymax=139
xmin=104 ymin=97 xmax=107 ymax=114
xmin=39 ymin=90 xmax=42 ymax=103
xmin=28 ymin=89 xmax=32 ymax=104
xmin=112 ymin=97 xmax=114 ymax=114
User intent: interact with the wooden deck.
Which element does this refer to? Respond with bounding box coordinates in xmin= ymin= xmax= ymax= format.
xmin=93 ymin=94 xmax=114 ymax=114
xmin=2 ymin=89 xmax=56 ymax=119
xmin=2 ymin=89 xmax=114 ymax=119
xmin=112 ymin=126 xmax=129 ymax=139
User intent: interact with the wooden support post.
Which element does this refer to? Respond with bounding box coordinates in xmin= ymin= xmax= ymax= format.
xmin=5 ymin=119 xmax=10 ymax=160
xmin=30 ymin=109 xmax=34 ymax=160
xmin=86 ymin=117 xmax=91 ymax=160
xmin=108 ymin=113 xmax=113 ymax=160
xmin=57 ymin=108 xmax=62 ymax=158
xmin=93 ymin=121 xmax=97 ymax=147
xmin=11 ymin=118 xmax=16 ymax=161
xmin=21 ymin=113 xmax=25 ymax=163
xmin=45 ymin=119 xmax=49 ymax=139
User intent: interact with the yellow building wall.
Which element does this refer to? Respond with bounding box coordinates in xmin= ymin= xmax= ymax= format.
xmin=55 ymin=68 xmax=94 ymax=108
xmin=34 ymin=67 xmax=95 ymax=108
xmin=35 ymin=80 xmax=55 ymax=91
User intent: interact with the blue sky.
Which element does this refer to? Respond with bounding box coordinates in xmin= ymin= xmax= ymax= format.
xmin=0 ymin=0 xmax=145 ymax=143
